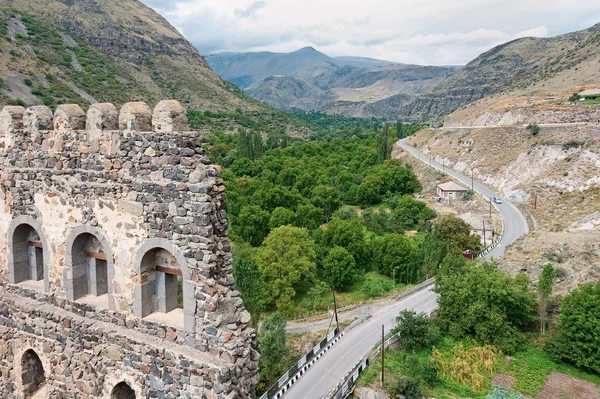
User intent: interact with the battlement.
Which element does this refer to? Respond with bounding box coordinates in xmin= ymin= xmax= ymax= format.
xmin=0 ymin=101 xmax=258 ymax=398
xmin=0 ymin=100 xmax=189 ymax=139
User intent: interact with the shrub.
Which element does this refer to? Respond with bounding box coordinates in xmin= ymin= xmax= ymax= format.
xmin=24 ymin=78 xmax=32 ymax=86
xmin=568 ymin=92 xmax=580 ymax=102
xmin=526 ymin=124 xmax=540 ymax=136
xmin=361 ymin=276 xmax=393 ymax=298
xmin=391 ymin=376 xmax=422 ymax=399
xmin=544 ymin=281 xmax=600 ymax=373
xmin=8 ymin=98 xmax=25 ymax=106
xmin=462 ymin=190 xmax=475 ymax=200
xmin=0 ymin=77 xmax=3 ymax=88
xmin=486 ymin=385 xmax=528 ymax=399
xmin=392 ymin=310 xmax=439 ymax=351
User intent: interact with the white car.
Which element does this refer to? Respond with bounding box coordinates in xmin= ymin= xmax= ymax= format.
xmin=493 ymin=197 xmax=503 ymax=204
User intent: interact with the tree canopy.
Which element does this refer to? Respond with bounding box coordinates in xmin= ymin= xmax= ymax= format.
xmin=435 ymin=254 xmax=536 ymax=353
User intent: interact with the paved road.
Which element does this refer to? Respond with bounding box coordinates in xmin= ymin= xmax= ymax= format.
xmin=397 ymin=138 xmax=529 ymax=258
xmin=283 ymin=287 xmax=438 ymax=399
xmin=282 ymin=139 xmax=529 ymax=398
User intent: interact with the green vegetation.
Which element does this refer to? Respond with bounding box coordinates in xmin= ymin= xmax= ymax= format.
xmin=526 ymin=123 xmax=540 ymax=136
xmin=257 ymin=313 xmax=288 ymax=392
xmin=436 ymin=255 xmax=535 ymax=353
xmin=537 ymin=264 xmax=556 ymax=334
xmin=545 ymin=281 xmax=600 ymax=374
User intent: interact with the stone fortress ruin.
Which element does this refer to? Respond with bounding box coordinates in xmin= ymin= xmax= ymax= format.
xmin=0 ymin=100 xmax=258 ymax=398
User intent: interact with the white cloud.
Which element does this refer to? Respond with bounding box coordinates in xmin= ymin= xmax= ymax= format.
xmin=141 ymin=0 xmax=600 ymax=65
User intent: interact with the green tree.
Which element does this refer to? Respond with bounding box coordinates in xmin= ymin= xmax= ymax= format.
xmin=320 ymin=218 xmax=369 ymax=266
xmin=257 ymin=226 xmax=317 ymax=315
xmin=435 ymin=255 xmax=536 ymax=353
xmin=372 ymin=234 xmax=420 ymax=283
xmin=258 ymin=312 xmax=288 ymax=387
xmin=233 ymin=254 xmax=265 ymax=325
xmin=396 ymin=119 xmax=404 ymax=138
xmin=420 ymin=229 xmax=445 ymax=278
xmin=545 ymin=281 xmax=600 ymax=373
xmin=323 ymin=246 xmax=358 ymax=291
xmin=295 ymin=203 xmax=324 ymax=230
xmin=537 ymin=264 xmax=556 ymax=334
xmin=437 ymin=214 xmax=482 ymax=255
xmin=269 ymin=207 xmax=296 ymax=230
xmin=311 ymin=185 xmax=342 ymax=221
xmin=234 ymin=205 xmax=270 ymax=246
xmin=301 ymin=281 xmax=329 ymax=313
xmin=377 ymin=123 xmax=391 ymax=163
xmin=393 ymin=310 xmax=438 ymax=351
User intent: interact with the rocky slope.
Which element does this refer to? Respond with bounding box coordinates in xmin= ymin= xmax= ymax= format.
xmin=400 ymin=125 xmax=600 ymax=294
xmin=398 ymin=23 xmax=600 ymax=123
xmin=206 ymin=47 xmax=458 ymax=119
xmin=0 ymin=0 xmax=259 ymax=111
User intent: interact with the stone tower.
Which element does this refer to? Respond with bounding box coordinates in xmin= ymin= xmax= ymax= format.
xmin=0 ymin=100 xmax=259 ymax=398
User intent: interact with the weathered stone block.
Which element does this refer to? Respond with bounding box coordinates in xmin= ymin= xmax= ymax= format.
xmin=86 ymin=103 xmax=118 ymax=137
xmin=119 ymin=102 xmax=152 ymax=131
xmin=0 ymin=105 xmax=24 ymax=135
xmin=152 ymin=100 xmax=188 ymax=132
xmin=54 ymin=104 xmax=86 ymax=131
xmin=23 ymin=106 xmax=53 ymax=131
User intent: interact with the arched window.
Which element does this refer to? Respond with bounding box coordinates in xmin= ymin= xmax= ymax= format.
xmin=21 ymin=349 xmax=45 ymax=397
xmin=65 ymin=227 xmax=113 ymax=305
xmin=111 ymin=381 xmax=136 ymax=399
xmin=8 ymin=216 xmax=49 ymax=292
xmin=133 ymin=239 xmax=194 ymax=331
xmin=140 ymin=248 xmax=182 ymax=315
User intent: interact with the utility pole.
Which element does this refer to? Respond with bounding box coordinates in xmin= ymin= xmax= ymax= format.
xmin=483 ymin=220 xmax=486 ymax=247
xmin=471 ymin=169 xmax=474 ymax=191
xmin=381 ymin=324 xmax=385 ymax=384
xmin=489 ymin=197 xmax=492 ymax=218
xmin=332 ymin=289 xmax=340 ymax=332
xmin=534 ymin=193 xmax=538 ymax=209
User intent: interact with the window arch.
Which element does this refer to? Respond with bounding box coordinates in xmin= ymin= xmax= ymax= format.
xmin=64 ymin=225 xmax=114 ymax=308
xmin=21 ymin=349 xmax=45 ymax=397
xmin=111 ymin=381 xmax=136 ymax=399
xmin=132 ymin=239 xmax=195 ymax=332
xmin=8 ymin=216 xmax=50 ymax=293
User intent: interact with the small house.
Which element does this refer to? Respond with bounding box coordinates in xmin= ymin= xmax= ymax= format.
xmin=437 ymin=181 xmax=468 ymax=201
xmin=578 ymin=89 xmax=600 ymax=101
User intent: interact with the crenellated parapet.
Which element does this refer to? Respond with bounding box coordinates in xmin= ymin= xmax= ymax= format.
xmin=0 ymin=101 xmax=258 ymax=398
xmin=1 ymin=100 xmax=190 ymax=142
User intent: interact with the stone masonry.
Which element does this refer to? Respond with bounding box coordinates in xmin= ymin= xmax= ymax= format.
xmin=0 ymin=100 xmax=259 ymax=398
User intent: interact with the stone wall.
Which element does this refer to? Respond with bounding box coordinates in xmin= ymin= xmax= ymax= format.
xmin=0 ymin=101 xmax=258 ymax=398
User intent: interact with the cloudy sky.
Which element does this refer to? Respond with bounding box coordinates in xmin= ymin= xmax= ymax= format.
xmin=141 ymin=0 xmax=600 ymax=65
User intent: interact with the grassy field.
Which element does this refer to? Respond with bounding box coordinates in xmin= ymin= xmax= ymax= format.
xmin=292 ymin=272 xmax=410 ymax=320
xmin=357 ymin=334 xmax=600 ymax=399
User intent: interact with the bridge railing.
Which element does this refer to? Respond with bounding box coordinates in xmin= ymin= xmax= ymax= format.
xmin=477 ymin=218 xmax=505 ymax=258
xmin=259 ymin=327 xmax=344 ymax=399
xmin=323 ymin=309 xmax=435 ymax=399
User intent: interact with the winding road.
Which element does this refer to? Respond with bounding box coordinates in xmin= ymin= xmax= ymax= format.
xmin=282 ymin=138 xmax=529 ymax=399
xmin=397 ymin=138 xmax=529 ymax=258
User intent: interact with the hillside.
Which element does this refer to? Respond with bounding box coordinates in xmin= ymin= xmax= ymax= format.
xmin=206 ymin=47 xmax=458 ymax=119
xmin=397 ymin=124 xmax=600 ymax=295
xmin=398 ymin=22 xmax=600 ymax=123
xmin=0 ymin=0 xmax=260 ymax=111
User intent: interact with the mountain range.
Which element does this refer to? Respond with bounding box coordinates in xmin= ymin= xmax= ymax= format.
xmin=206 ymin=48 xmax=459 ymax=119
